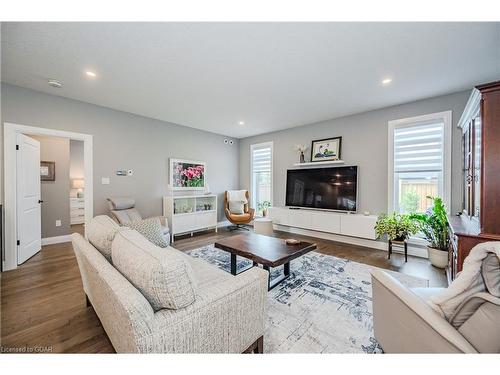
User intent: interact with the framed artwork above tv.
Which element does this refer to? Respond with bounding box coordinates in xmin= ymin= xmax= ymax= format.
xmin=169 ymin=158 xmax=206 ymax=191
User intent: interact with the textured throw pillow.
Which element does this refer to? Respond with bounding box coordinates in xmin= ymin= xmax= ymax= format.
xmin=125 ymin=217 xmax=169 ymax=248
xmin=229 ymin=201 xmax=245 ymax=214
xmin=482 ymin=253 xmax=500 ymax=297
xmin=86 ymin=215 xmax=122 ymax=261
xmin=112 ymin=229 xmax=197 ymax=310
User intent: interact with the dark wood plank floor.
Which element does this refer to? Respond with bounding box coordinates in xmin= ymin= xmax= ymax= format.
xmin=1 ymin=224 xmax=446 ymax=353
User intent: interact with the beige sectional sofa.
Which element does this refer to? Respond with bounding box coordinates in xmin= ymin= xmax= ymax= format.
xmin=72 ymin=215 xmax=268 ymax=353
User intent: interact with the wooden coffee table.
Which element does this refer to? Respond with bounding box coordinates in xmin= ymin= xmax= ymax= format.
xmin=214 ymin=232 xmax=317 ymax=290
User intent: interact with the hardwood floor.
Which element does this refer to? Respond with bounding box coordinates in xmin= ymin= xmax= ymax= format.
xmin=1 ymin=225 xmax=446 ymax=353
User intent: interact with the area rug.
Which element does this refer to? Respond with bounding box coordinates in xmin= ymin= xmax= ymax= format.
xmin=187 ymin=244 xmax=428 ymax=353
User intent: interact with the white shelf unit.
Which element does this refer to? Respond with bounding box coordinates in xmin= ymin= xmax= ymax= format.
xmin=163 ymin=194 xmax=218 ymax=243
xmin=292 ymin=160 xmax=345 ymax=167
xmin=269 ymin=206 xmax=377 ymax=240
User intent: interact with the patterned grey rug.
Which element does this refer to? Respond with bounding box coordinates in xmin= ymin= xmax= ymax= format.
xmin=187 ymin=245 xmax=428 ymax=353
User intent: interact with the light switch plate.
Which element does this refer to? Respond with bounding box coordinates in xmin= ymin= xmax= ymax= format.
xmin=101 ymin=177 xmax=110 ymax=185
xmin=56 ymin=220 xmax=61 ymax=227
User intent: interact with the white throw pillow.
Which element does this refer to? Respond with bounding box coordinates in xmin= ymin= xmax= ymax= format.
xmin=229 ymin=201 xmax=245 ymax=214
xmin=112 ymin=229 xmax=196 ymax=311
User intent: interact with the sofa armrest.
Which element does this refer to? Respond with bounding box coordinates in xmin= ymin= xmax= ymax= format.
xmin=371 ymin=269 xmax=477 ymax=353
xmin=141 ymin=267 xmax=268 ymax=353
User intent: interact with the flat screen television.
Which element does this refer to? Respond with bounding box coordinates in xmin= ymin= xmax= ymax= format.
xmin=285 ymin=166 xmax=358 ymax=212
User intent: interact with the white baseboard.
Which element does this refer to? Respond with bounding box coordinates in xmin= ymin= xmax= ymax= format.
xmin=41 ymin=235 xmax=72 ymax=246
xmin=272 ymin=224 xmax=428 ymax=258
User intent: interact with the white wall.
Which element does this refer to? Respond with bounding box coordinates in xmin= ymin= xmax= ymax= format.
xmin=239 ymin=90 xmax=470 ymax=216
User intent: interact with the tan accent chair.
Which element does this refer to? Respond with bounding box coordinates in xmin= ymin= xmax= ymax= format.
xmin=371 ymin=269 xmax=500 ymax=353
xmin=224 ymin=191 xmax=255 ymax=231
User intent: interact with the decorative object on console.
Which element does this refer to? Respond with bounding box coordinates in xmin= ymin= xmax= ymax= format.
xmin=310 ymin=136 xmax=342 ymax=162
xmin=294 ymin=144 xmax=308 ymax=163
xmin=169 ymin=158 xmax=206 ymax=190
xmin=71 ymin=178 xmax=85 ymax=198
xmin=40 ymin=161 xmax=55 ymax=181
xmin=410 ymin=196 xmax=449 ymax=268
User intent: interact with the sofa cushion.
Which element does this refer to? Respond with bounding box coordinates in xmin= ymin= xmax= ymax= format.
xmin=125 ymin=217 xmax=169 ymax=248
xmin=86 ymin=215 xmax=122 ymax=261
xmin=482 ymin=253 xmax=500 ymax=297
xmin=112 ymin=229 xmax=196 ymax=311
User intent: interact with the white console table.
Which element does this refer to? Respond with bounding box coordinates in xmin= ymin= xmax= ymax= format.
xmin=163 ymin=195 xmax=218 ymax=243
xmin=269 ymin=207 xmax=377 ymax=240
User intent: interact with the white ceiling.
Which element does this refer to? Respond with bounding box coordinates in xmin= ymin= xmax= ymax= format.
xmin=2 ymin=22 xmax=499 ymax=138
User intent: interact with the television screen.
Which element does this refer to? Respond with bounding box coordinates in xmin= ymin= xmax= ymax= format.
xmin=285 ymin=166 xmax=358 ymax=212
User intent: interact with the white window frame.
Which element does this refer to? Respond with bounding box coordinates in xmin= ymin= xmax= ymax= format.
xmin=250 ymin=141 xmax=273 ymax=213
xmin=388 ymin=110 xmax=452 ymax=215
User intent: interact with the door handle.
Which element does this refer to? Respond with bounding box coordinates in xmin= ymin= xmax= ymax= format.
xmin=38 ymin=200 xmax=44 ymax=204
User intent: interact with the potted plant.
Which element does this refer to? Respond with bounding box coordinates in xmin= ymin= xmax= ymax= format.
xmin=374 ymin=212 xmax=419 ymax=242
xmin=410 ymin=196 xmax=449 ymax=269
xmin=257 ymin=201 xmax=271 ymax=217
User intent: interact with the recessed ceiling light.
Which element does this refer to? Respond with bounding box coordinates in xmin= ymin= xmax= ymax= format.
xmin=85 ymin=71 xmax=97 ymax=78
xmin=238 ymin=121 xmax=245 ymax=126
xmin=48 ymin=79 xmax=63 ymax=88
xmin=382 ymin=78 xmax=392 ymax=85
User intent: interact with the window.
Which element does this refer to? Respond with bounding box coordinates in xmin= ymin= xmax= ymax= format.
xmin=388 ymin=111 xmax=451 ymax=214
xmin=250 ymin=142 xmax=273 ymax=216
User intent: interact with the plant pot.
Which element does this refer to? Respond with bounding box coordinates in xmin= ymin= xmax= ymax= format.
xmin=262 ymin=208 xmax=268 ymax=217
xmin=427 ymin=246 xmax=448 ymax=268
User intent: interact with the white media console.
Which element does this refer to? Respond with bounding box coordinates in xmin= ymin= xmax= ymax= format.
xmin=268 ymin=206 xmax=378 ymax=241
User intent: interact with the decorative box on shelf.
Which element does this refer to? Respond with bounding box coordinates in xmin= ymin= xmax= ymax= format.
xmin=163 ymin=194 xmax=218 ymax=243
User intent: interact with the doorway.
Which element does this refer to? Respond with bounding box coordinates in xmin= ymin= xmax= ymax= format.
xmin=3 ymin=123 xmax=93 ymax=271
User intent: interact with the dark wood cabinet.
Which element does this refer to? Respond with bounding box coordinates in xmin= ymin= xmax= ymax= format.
xmin=447 ymin=81 xmax=500 ymax=282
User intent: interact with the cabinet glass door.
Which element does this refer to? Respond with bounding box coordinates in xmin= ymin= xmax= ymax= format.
xmin=473 ymin=115 xmax=481 ymax=220
xmin=462 ymin=123 xmax=473 ymax=217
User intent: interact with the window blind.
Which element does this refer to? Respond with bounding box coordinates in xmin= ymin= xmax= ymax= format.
xmin=251 ymin=146 xmax=272 ymax=173
xmin=394 ymin=122 xmax=444 ymax=173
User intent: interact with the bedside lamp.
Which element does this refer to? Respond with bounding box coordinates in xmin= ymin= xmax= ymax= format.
xmin=72 ymin=179 xmax=85 ymax=198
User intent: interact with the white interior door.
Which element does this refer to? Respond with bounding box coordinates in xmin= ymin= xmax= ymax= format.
xmin=16 ymin=134 xmax=42 ymax=264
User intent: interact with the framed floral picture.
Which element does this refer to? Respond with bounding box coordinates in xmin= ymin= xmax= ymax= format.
xmin=310 ymin=137 xmax=342 ymax=162
xmin=169 ymin=159 xmax=206 ymax=190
